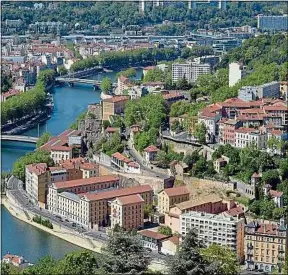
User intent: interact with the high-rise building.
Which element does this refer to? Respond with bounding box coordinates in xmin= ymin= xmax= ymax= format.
xmin=172 ymin=62 xmax=211 ymax=84
xmin=180 ymin=211 xmax=245 ymax=262
xmin=245 ymin=220 xmax=287 ymax=273
xmin=257 ymin=15 xmax=288 ymax=31
xmin=257 ymin=81 xmax=280 ymax=99
xmin=229 ymin=62 xmax=245 ymax=87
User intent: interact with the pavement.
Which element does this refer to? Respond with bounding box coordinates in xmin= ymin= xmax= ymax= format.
xmin=6 ymin=176 xmax=167 ymax=261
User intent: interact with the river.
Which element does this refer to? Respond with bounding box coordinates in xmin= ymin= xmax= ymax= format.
xmin=1 ymin=68 xmax=142 ymax=262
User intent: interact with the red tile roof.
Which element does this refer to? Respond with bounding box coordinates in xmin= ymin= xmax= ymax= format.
xmin=26 ymin=163 xmax=48 ymax=176
xmin=139 ymin=229 xmax=169 ymax=240
xmin=162 ymin=92 xmax=184 ymax=100
xmin=117 ymin=194 xmax=144 ymax=205
xmin=112 ymin=152 xmax=131 ymax=164
xmin=163 ymin=186 xmax=190 ymax=197
xmin=225 ymin=206 xmax=244 ymax=217
xmin=144 ymin=145 xmax=159 ymax=153
xmin=83 ymin=185 xmax=153 ymax=201
xmin=166 ymin=235 xmax=180 ymax=245
xmin=53 ymin=175 xmax=119 ymax=189
xmin=269 ymin=190 xmax=283 ymax=198
xmin=103 ymin=95 xmax=129 ymax=103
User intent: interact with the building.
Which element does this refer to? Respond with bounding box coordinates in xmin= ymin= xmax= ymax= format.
xmin=194 ymin=55 xmax=220 ymax=70
xmin=157 ymin=186 xmax=190 ymax=214
xmin=245 ymin=221 xmax=286 ymax=273
xmin=169 ymin=161 xmax=189 ymax=181
xmin=180 ymin=211 xmax=245 ymax=262
xmin=110 ymin=194 xmax=144 ymax=230
xmin=164 ymin=195 xmax=235 ymax=233
xmin=229 ymin=62 xmax=245 ymax=87
xmin=257 ymin=15 xmax=288 ymax=31
xmin=2 ymin=254 xmax=30 ymax=268
xmin=219 ymin=119 xmax=242 ymax=145
xmin=162 ymin=91 xmax=185 ymax=107
xmin=102 ymin=96 xmax=129 ymax=121
xmin=143 ymin=145 xmax=159 ymax=164
xmin=257 ymin=82 xmax=280 ymax=99
xmin=47 ymin=184 xmax=153 ymax=230
xmin=111 ymin=152 xmax=141 ymax=174
xmin=263 ymin=185 xmax=284 ymax=208
xmin=214 ymin=157 xmax=228 ymax=173
xmin=25 ymin=163 xmax=50 ymax=207
xmin=234 ymin=127 xmax=267 ymax=149
xmin=238 ymin=86 xmax=258 ymax=102
xmin=40 ymin=129 xmax=83 ymax=164
xmin=139 ymin=229 xmax=169 ymax=252
xmin=172 ymin=62 xmax=211 ymax=84
xmin=161 ymin=235 xmax=180 ymax=255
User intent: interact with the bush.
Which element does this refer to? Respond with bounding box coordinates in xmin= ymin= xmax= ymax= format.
xmin=33 ymin=215 xmax=53 ymax=229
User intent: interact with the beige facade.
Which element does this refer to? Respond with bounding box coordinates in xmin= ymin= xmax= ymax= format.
xmin=157 ymin=186 xmax=190 ymax=214
xmin=25 ymin=163 xmax=51 ymax=206
xmin=110 ymin=194 xmax=144 ymax=230
xmin=245 ymin=221 xmax=286 ymax=273
xmin=102 ymin=96 xmax=129 ymax=121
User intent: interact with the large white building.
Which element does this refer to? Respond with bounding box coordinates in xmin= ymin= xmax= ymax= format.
xmin=238 ymin=86 xmax=258 ymax=102
xmin=180 ymin=211 xmax=245 ymax=262
xmin=172 ymin=62 xmax=211 ymax=84
xmin=257 ymin=15 xmax=288 ymax=31
xmin=234 ymin=127 xmax=267 ymax=149
xmin=229 ymin=62 xmax=245 ymax=87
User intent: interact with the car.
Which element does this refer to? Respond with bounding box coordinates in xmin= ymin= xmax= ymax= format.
xmin=65 ymin=219 xmax=69 ymax=222
xmin=72 ymin=222 xmax=76 ymax=227
xmin=145 ymin=248 xmax=152 ymax=252
xmin=158 ymin=251 xmax=165 ymax=255
xmin=55 ymin=215 xmax=61 ymax=219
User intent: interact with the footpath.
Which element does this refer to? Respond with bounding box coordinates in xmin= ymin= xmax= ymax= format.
xmin=2 ymin=195 xmax=167 ymax=272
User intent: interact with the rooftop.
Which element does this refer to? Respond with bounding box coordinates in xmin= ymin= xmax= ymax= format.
xmin=116 ymin=194 xmax=144 ymax=205
xmin=144 ymin=145 xmax=159 ymax=153
xmin=181 ymin=211 xmax=241 ymax=223
xmin=102 ymin=95 xmax=129 ymax=103
xmin=53 ymin=175 xmax=119 ymax=189
xmin=26 ymin=163 xmax=48 ymax=176
xmin=162 ymin=186 xmax=190 ymax=197
xmin=139 ymin=229 xmax=169 ymax=240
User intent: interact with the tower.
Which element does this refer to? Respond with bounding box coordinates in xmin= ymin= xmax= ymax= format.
xmin=139 ymin=0 xmax=145 ymax=14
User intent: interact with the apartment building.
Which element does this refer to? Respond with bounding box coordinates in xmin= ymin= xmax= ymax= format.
xmin=257 ymin=15 xmax=288 ymax=31
xmin=238 ymin=86 xmax=258 ymax=102
xmin=164 ymin=195 xmax=236 ymax=233
xmin=111 ymin=152 xmax=140 ymax=174
xmin=25 ymin=163 xmax=50 ymax=207
xmin=172 ymin=62 xmax=211 ymax=84
xmin=257 ymin=82 xmax=280 ymax=99
xmin=102 ymin=96 xmax=129 ymax=121
xmin=245 ymin=221 xmax=286 ymax=273
xmin=47 ymin=184 xmax=153 ymax=230
xmin=234 ymin=128 xmax=267 ymax=149
xmin=143 ymin=145 xmax=159 ymax=164
xmin=157 ymin=186 xmax=190 ymax=214
xmin=40 ymin=129 xmax=83 ymax=164
xmin=229 ymin=62 xmax=245 ymax=87
xmin=110 ymin=194 xmax=144 ymax=230
xmin=180 ymin=211 xmax=245 ymax=262
xmin=219 ymin=119 xmax=242 ymax=145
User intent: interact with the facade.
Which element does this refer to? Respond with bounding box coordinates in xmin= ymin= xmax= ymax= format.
xmin=25 ymin=163 xmax=50 ymax=207
xmin=47 ymin=184 xmax=153 ymax=230
xmin=229 ymin=62 xmax=245 ymax=87
xmin=111 ymin=152 xmax=140 ymax=174
xmin=257 ymin=15 xmax=288 ymax=31
xmin=110 ymin=194 xmax=144 ymax=230
xmin=181 ymin=211 xmax=245 ymax=262
xmin=219 ymin=119 xmax=242 ymax=145
xmin=139 ymin=229 xmax=169 ymax=252
xmin=143 ymin=145 xmax=159 ymax=164
xmin=157 ymin=186 xmax=190 ymax=214
xmin=234 ymin=128 xmax=267 ymax=149
xmin=245 ymin=221 xmax=286 ymax=273
xmin=161 ymin=235 xmax=180 ymax=255
xmin=238 ymin=86 xmax=258 ymax=102
xmin=257 ymin=82 xmax=280 ymax=99
xmin=172 ymin=62 xmax=211 ymax=84
xmin=165 ymin=195 xmax=235 ymax=233
xmin=102 ymin=96 xmax=129 ymax=121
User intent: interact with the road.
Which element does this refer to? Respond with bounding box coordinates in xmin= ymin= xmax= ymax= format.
xmin=6 ymin=176 xmax=167 ymax=261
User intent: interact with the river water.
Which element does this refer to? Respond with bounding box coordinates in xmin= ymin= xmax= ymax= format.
xmin=1 ymin=68 xmax=142 ymax=262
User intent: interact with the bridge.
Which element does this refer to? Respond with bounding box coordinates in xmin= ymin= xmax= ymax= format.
xmin=55 ymin=77 xmax=117 ymax=88
xmin=1 ymin=135 xmax=39 ymax=144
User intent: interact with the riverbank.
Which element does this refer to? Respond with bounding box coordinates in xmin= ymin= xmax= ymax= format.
xmin=2 ymin=195 xmax=167 ymax=272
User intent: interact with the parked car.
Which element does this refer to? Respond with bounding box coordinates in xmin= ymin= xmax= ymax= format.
xmin=72 ymin=222 xmax=76 ymax=227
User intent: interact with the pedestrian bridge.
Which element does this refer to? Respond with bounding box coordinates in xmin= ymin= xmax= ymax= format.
xmin=55 ymin=77 xmax=117 ymax=87
xmin=1 ymin=135 xmax=39 ymax=144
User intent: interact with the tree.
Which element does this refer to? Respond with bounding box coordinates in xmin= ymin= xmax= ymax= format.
xmin=169 ymin=228 xmax=211 ymax=275
xmin=156 ymin=150 xmax=170 ymax=168
xmin=157 ymin=225 xmax=172 ymax=236
xmin=143 ymin=68 xmax=164 ymax=83
xmin=194 ymin=123 xmax=206 ymax=144
xmin=57 ymin=251 xmax=99 ymax=275
xmin=12 ymin=150 xmax=54 ymax=182
xmin=262 ymin=170 xmax=280 ymax=186
xmin=200 ymin=244 xmax=240 ymax=275
xmin=144 ymin=204 xmax=154 ymax=220
xmin=272 ymin=208 xmax=286 ymax=220
xmin=279 ymin=159 xmax=288 ymax=180
xmin=101 ymin=229 xmax=151 ymax=274
xmin=100 ymin=77 xmax=112 ymax=93
xmin=36 ymin=132 xmax=52 ymax=148
xmin=191 ymin=156 xmax=207 ymax=178
xmin=58 ymin=65 xmax=68 ymax=76
xmin=1 ymin=73 xmax=13 ymax=93
xmin=116 ymin=68 xmax=136 ymax=79
xmin=22 ymin=256 xmax=58 ymax=275
xmin=183 ymin=151 xmax=200 ymax=168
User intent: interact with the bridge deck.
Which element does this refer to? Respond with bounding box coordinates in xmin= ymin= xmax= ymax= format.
xmin=1 ymin=135 xmax=39 ymax=143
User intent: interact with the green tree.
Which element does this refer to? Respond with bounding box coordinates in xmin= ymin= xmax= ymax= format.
xmin=58 ymin=65 xmax=68 ymax=76
xmin=272 ymin=208 xmax=286 ymax=220
xmin=262 ymin=170 xmax=280 ymax=186
xmin=12 ymin=150 xmax=54 ymax=182
xmin=156 ymin=150 xmax=170 ymax=168
xmin=1 ymin=73 xmax=13 ymax=93
xmin=116 ymin=68 xmax=137 ymax=79
xmin=200 ymin=244 xmax=240 ymax=275
xmin=101 ymin=229 xmax=150 ymax=274
xmin=157 ymin=225 xmax=172 ymax=236
xmin=144 ymin=204 xmax=154 ymax=220
xmin=183 ymin=151 xmax=200 ymax=168
xmin=143 ymin=68 xmax=164 ymax=83
xmin=36 ymin=132 xmax=52 ymax=148
xmin=22 ymin=256 xmax=58 ymax=275
xmin=194 ymin=123 xmax=207 ymax=144
xmin=100 ymin=77 xmax=112 ymax=93
xmin=169 ymin=228 xmax=211 ymax=275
